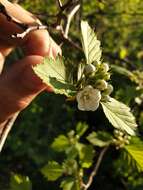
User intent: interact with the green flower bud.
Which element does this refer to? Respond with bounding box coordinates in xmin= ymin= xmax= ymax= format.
xmin=118 ymin=136 xmax=124 ymax=141
xmin=95 ymin=79 xmax=108 ymax=91
xmin=103 ymin=84 xmax=113 ymax=95
xmin=119 ymin=143 xmax=125 ymax=149
xmin=114 ymin=129 xmax=120 ymax=136
xmin=124 ymin=135 xmax=131 ymax=141
xmin=101 ymin=95 xmax=110 ymax=102
xmin=103 ymin=73 xmax=111 ymax=80
xmin=93 ymin=61 xmax=101 ymax=67
xmin=102 ymin=63 xmax=110 ymax=72
xmin=84 ymin=64 xmax=96 ymax=75
xmin=118 ymin=131 xmax=124 ymax=137
xmin=125 ymin=139 xmax=130 ymax=145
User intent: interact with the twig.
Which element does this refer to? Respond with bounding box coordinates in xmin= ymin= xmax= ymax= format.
xmin=82 ymin=146 xmax=109 ymax=190
xmin=12 ymin=25 xmax=48 ymax=38
xmin=64 ymin=3 xmax=80 ymax=38
xmin=57 ymin=0 xmax=63 ymax=9
xmin=0 ymin=112 xmax=19 ymax=152
xmin=61 ymin=36 xmax=82 ymax=52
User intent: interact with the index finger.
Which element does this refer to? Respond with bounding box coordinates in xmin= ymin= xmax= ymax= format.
xmin=0 ymin=0 xmax=61 ymax=57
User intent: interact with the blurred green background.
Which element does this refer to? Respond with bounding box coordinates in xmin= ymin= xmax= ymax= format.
xmin=1 ymin=0 xmax=143 ymax=189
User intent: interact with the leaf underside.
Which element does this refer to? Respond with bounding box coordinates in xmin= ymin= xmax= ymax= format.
xmin=41 ymin=161 xmax=63 ymax=181
xmin=124 ymin=137 xmax=143 ymax=172
xmin=81 ymin=20 xmax=102 ymax=64
xmin=101 ymin=98 xmax=137 ymax=135
xmin=33 ymin=57 xmax=76 ymax=96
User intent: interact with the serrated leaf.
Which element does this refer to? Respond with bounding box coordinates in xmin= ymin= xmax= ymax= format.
xmin=51 ymin=135 xmax=69 ymax=152
xmin=10 ymin=175 xmax=32 ymax=190
xmin=76 ymin=122 xmax=89 ymax=137
xmin=60 ymin=178 xmax=75 ymax=190
xmin=81 ymin=20 xmax=102 ymax=64
xmin=87 ymin=131 xmax=112 ymax=147
xmin=33 ymin=57 xmax=76 ymax=97
xmin=124 ymin=137 xmax=143 ymax=172
xmin=63 ymin=159 xmax=78 ymax=175
xmin=101 ymin=98 xmax=137 ymax=135
xmin=76 ymin=143 xmax=95 ymax=168
xmin=41 ymin=161 xmax=63 ymax=181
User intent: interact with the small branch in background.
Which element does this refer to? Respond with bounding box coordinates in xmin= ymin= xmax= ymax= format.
xmin=64 ymin=3 xmax=80 ymax=38
xmin=0 ymin=112 xmax=19 ymax=152
xmin=61 ymin=36 xmax=82 ymax=52
xmin=82 ymin=146 xmax=109 ymax=190
xmin=12 ymin=25 xmax=48 ymax=38
xmin=57 ymin=0 xmax=63 ymax=9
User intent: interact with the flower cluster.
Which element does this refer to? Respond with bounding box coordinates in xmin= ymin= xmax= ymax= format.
xmin=113 ymin=129 xmax=131 ymax=149
xmin=76 ymin=62 xmax=113 ymax=111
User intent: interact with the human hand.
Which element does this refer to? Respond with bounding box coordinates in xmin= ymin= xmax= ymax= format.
xmin=0 ymin=0 xmax=61 ymax=124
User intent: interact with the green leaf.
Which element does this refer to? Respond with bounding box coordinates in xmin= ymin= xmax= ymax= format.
xmin=66 ymin=145 xmax=79 ymax=159
xmin=124 ymin=137 xmax=143 ymax=172
xmin=81 ymin=20 xmax=102 ymax=64
xmin=101 ymin=98 xmax=137 ymax=135
xmin=41 ymin=161 xmax=63 ymax=181
xmin=63 ymin=159 xmax=78 ymax=175
xmin=60 ymin=178 xmax=75 ymax=190
xmin=76 ymin=122 xmax=89 ymax=137
xmin=33 ymin=57 xmax=76 ymax=96
xmin=87 ymin=131 xmax=113 ymax=147
xmin=76 ymin=143 xmax=95 ymax=168
xmin=111 ymin=65 xmax=135 ymax=79
xmin=10 ymin=174 xmax=32 ymax=190
xmin=51 ymin=135 xmax=69 ymax=152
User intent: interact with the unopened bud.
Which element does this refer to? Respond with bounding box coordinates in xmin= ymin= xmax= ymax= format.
xmin=101 ymin=95 xmax=110 ymax=102
xmin=104 ymin=84 xmax=113 ymax=95
xmin=125 ymin=140 xmax=130 ymax=145
xmin=118 ymin=136 xmax=124 ymax=141
xmin=102 ymin=63 xmax=110 ymax=72
xmin=95 ymin=79 xmax=108 ymax=91
xmin=119 ymin=131 xmax=124 ymax=137
xmin=104 ymin=73 xmax=111 ymax=80
xmin=84 ymin=64 xmax=96 ymax=75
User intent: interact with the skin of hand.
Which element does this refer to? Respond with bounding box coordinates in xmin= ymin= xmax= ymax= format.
xmin=0 ymin=0 xmax=61 ymax=125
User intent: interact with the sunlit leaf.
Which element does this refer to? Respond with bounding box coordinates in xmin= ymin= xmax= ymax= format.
xmin=76 ymin=122 xmax=89 ymax=137
xmin=33 ymin=57 xmax=76 ymax=97
xmin=81 ymin=20 xmax=102 ymax=64
xmin=51 ymin=135 xmax=69 ymax=152
xmin=124 ymin=137 xmax=143 ymax=172
xmin=10 ymin=174 xmax=32 ymax=190
xmin=41 ymin=161 xmax=63 ymax=181
xmin=60 ymin=178 xmax=75 ymax=190
xmin=87 ymin=131 xmax=113 ymax=147
xmin=76 ymin=143 xmax=95 ymax=168
xmin=101 ymin=98 xmax=137 ymax=135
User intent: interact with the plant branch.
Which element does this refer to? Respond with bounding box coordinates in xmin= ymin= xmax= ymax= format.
xmin=64 ymin=3 xmax=80 ymax=38
xmin=82 ymin=146 xmax=109 ymax=190
xmin=0 ymin=112 xmax=19 ymax=152
xmin=57 ymin=0 xmax=63 ymax=9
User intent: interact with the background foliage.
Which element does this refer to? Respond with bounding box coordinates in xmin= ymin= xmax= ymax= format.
xmin=1 ymin=0 xmax=143 ymax=189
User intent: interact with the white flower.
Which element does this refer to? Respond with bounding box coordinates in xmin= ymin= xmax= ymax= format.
xmin=76 ymin=85 xmax=101 ymax=111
